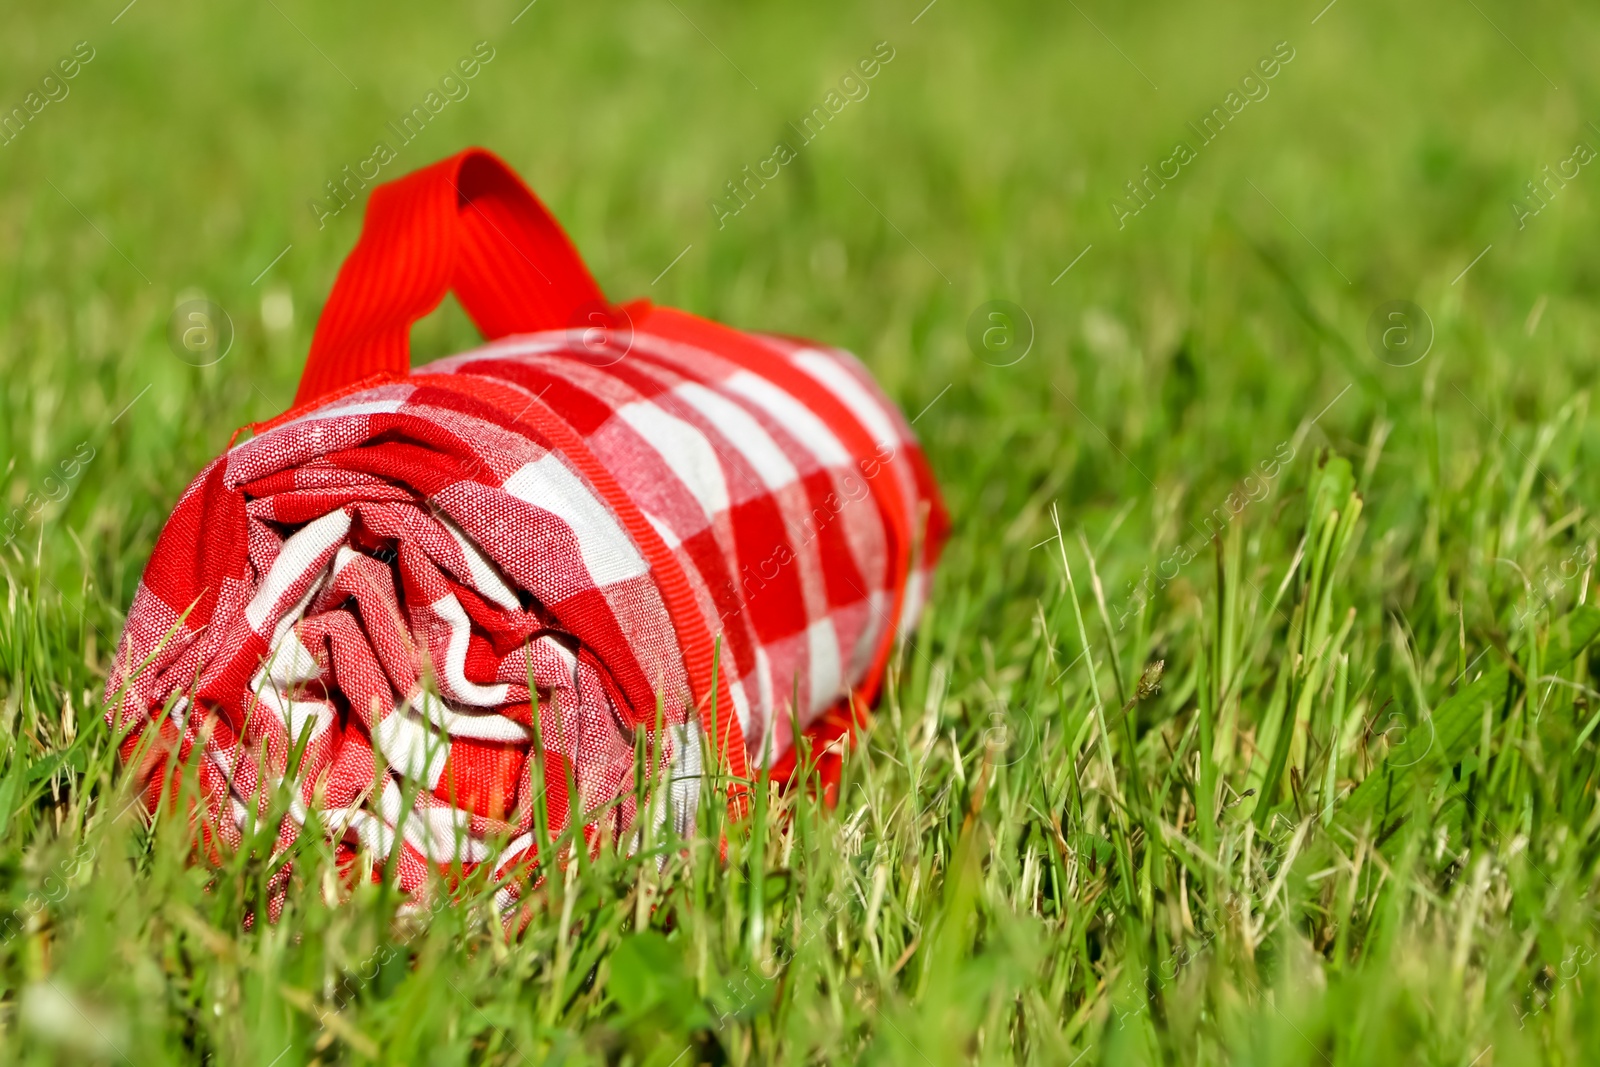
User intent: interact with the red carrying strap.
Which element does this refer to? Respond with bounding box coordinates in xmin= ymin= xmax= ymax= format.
xmin=296 ymin=147 xmax=607 ymax=406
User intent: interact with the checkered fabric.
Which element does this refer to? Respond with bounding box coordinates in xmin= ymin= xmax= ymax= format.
xmin=104 ymin=149 xmax=947 ymax=917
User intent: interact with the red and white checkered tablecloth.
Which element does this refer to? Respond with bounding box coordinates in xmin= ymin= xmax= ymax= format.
xmin=104 ymin=149 xmax=947 ymax=917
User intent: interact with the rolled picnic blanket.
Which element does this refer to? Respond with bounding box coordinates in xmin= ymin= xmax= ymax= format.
xmin=105 ymin=148 xmax=947 ymax=911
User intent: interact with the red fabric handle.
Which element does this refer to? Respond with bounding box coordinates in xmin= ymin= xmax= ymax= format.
xmin=296 ymin=148 xmax=607 ymax=406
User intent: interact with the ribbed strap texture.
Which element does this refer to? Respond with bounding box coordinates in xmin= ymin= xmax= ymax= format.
xmin=296 ymin=148 xmax=606 ymax=406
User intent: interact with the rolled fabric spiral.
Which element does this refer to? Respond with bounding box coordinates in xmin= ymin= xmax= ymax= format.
xmin=104 ymin=148 xmax=947 ymax=915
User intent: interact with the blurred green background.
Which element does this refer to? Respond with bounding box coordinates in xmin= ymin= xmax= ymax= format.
xmin=2 ymin=0 xmax=1596 ymax=542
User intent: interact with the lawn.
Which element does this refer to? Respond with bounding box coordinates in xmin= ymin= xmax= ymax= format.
xmin=3 ymin=0 xmax=1600 ymax=1062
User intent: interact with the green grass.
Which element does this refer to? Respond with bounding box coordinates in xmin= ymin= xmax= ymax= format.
xmin=4 ymin=0 xmax=1600 ymax=1061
